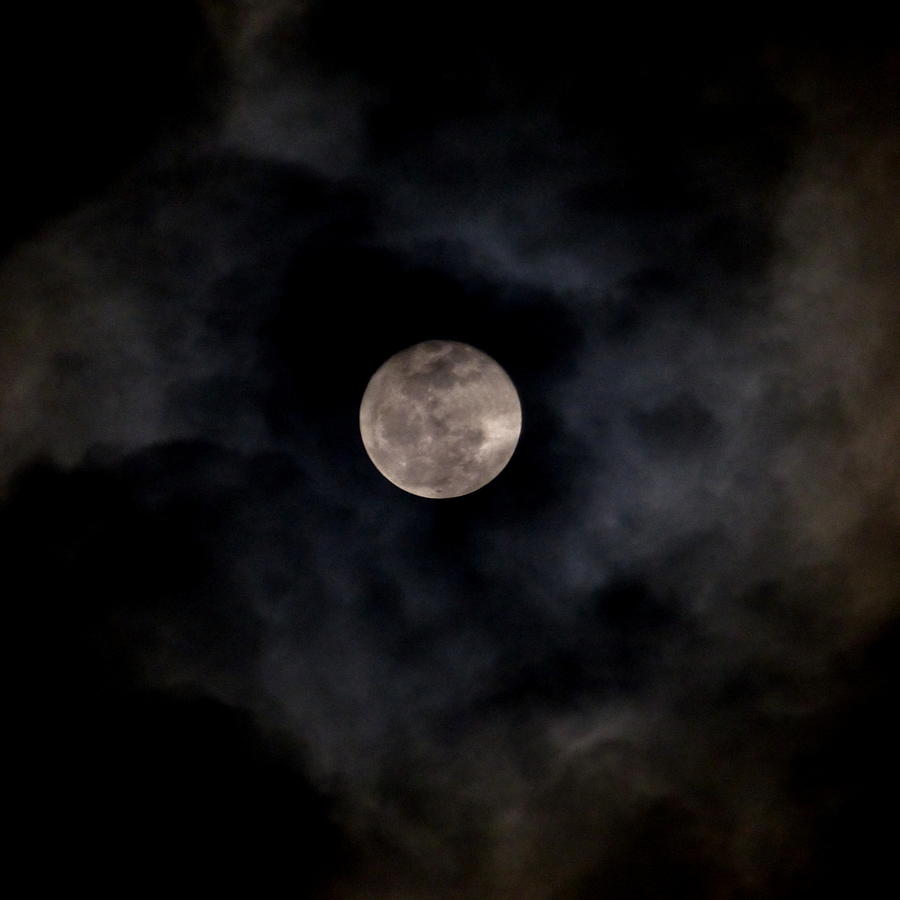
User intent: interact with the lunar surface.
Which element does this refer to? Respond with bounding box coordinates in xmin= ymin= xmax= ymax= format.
xmin=359 ymin=341 xmax=522 ymax=498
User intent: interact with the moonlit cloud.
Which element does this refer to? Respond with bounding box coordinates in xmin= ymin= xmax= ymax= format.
xmin=3 ymin=4 xmax=898 ymax=897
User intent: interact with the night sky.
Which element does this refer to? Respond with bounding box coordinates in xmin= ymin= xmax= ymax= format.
xmin=4 ymin=4 xmax=899 ymax=897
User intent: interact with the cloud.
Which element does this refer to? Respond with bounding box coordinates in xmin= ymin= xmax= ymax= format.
xmin=3 ymin=5 xmax=899 ymax=897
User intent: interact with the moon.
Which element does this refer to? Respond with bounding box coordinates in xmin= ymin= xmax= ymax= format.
xmin=359 ymin=341 xmax=522 ymax=498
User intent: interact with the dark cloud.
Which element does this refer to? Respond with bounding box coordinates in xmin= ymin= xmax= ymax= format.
xmin=3 ymin=2 xmax=899 ymax=897
xmin=5 ymin=449 xmax=354 ymax=894
xmin=4 ymin=1 xmax=222 ymax=252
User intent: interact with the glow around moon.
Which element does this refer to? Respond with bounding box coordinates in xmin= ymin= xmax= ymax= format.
xmin=359 ymin=341 xmax=522 ymax=498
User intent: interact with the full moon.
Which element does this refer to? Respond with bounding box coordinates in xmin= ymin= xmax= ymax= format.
xmin=359 ymin=341 xmax=522 ymax=498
